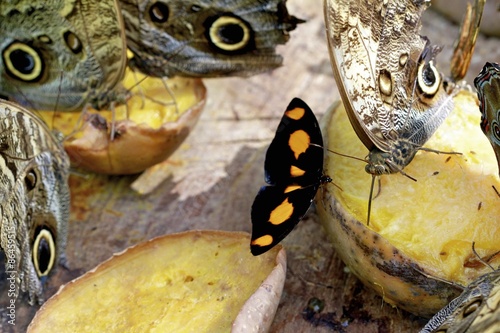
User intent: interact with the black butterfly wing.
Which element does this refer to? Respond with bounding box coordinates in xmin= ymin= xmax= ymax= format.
xmin=251 ymin=98 xmax=325 ymax=255
xmin=250 ymin=183 xmax=319 ymax=256
xmin=264 ymin=98 xmax=324 ymax=186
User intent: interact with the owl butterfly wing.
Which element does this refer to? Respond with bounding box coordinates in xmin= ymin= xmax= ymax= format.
xmin=251 ymin=98 xmax=325 ymax=255
xmin=119 ymin=0 xmax=302 ymax=77
xmin=324 ymin=0 xmax=454 ymax=153
xmin=474 ymin=62 xmax=500 ymax=174
xmin=420 ymin=270 xmax=500 ymax=333
xmin=0 ymin=0 xmax=127 ymax=111
xmin=0 ymin=99 xmax=70 ymax=304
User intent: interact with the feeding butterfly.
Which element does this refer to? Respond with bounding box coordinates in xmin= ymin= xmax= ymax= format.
xmin=250 ymin=98 xmax=331 ymax=255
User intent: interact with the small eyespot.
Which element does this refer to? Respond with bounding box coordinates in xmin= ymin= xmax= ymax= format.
xmin=149 ymin=2 xmax=169 ymax=24
xmin=0 ymin=136 xmax=8 ymax=151
xmin=492 ymin=121 xmax=500 ymax=142
xmin=2 ymin=42 xmax=44 ymax=82
xmin=25 ymin=169 xmax=37 ymax=191
xmin=190 ymin=4 xmax=201 ymax=12
xmin=399 ymin=53 xmax=408 ymax=67
xmin=63 ymin=31 xmax=83 ymax=54
xmin=378 ymin=69 xmax=393 ymax=97
xmin=207 ymin=15 xmax=252 ymax=53
xmin=32 ymin=229 xmax=56 ymax=277
xmin=37 ymin=35 xmax=52 ymax=44
xmin=463 ymin=300 xmax=481 ymax=317
xmin=417 ymin=61 xmax=441 ymax=96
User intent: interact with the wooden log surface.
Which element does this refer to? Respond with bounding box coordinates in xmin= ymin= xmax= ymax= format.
xmin=1 ymin=0 xmax=499 ymax=332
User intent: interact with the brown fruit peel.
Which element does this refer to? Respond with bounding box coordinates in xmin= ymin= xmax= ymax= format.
xmin=314 ymin=95 xmax=491 ymax=317
xmin=40 ymin=76 xmax=206 ymax=175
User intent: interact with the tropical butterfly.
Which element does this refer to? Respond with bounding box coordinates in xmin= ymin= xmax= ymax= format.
xmin=119 ymin=0 xmax=303 ymax=78
xmin=0 ymin=0 xmax=127 ymax=111
xmin=420 ymin=269 xmax=500 ymax=333
xmin=324 ymin=0 xmax=457 ymax=223
xmin=250 ymin=98 xmax=331 ymax=256
xmin=475 ymin=62 xmax=500 ymax=175
xmin=0 ymin=99 xmax=70 ymax=305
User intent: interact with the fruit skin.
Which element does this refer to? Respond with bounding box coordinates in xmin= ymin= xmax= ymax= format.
xmin=64 ymin=78 xmax=206 ymax=175
xmin=315 ymin=101 xmax=463 ymax=318
xmin=66 ymin=97 xmax=205 ymax=175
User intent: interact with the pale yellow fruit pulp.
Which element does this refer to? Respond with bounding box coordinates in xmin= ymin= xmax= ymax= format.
xmin=327 ymin=90 xmax=500 ymax=285
xmin=28 ymin=231 xmax=284 ymax=332
xmin=40 ymin=68 xmax=201 ymax=135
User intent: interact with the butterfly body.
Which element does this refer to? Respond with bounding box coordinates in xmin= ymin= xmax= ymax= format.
xmin=324 ymin=0 xmax=455 ymax=176
xmin=0 ymin=0 xmax=127 ymax=111
xmin=0 ymin=99 xmax=70 ymax=304
xmin=475 ymin=62 xmax=500 ymax=174
xmin=420 ymin=270 xmax=500 ymax=333
xmin=250 ymin=98 xmax=330 ymax=256
xmin=119 ymin=0 xmax=302 ymax=78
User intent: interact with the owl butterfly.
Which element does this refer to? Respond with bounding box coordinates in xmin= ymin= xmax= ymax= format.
xmin=0 ymin=99 xmax=70 ymax=305
xmin=119 ymin=0 xmax=303 ymax=78
xmin=0 ymin=0 xmax=127 ymax=111
xmin=324 ymin=0 xmax=457 ymax=223
xmin=420 ymin=270 xmax=500 ymax=333
xmin=475 ymin=62 xmax=500 ymax=174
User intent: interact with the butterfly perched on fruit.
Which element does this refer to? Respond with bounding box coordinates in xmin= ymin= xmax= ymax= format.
xmin=250 ymin=98 xmax=331 ymax=255
xmin=475 ymin=62 xmax=500 ymax=175
xmin=324 ymin=0 xmax=458 ymax=223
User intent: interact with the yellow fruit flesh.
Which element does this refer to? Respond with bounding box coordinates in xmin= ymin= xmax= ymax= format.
xmin=327 ymin=90 xmax=500 ymax=285
xmin=39 ymin=68 xmax=201 ymax=134
xmin=28 ymin=231 xmax=283 ymax=333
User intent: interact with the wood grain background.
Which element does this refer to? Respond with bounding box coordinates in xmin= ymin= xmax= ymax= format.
xmin=1 ymin=0 xmax=499 ymax=332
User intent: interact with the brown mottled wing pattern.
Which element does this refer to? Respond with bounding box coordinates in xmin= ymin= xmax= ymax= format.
xmin=324 ymin=0 xmax=454 ymax=157
xmin=0 ymin=0 xmax=126 ymax=110
xmin=475 ymin=62 xmax=500 ymax=175
xmin=0 ymin=99 xmax=70 ymax=304
xmin=119 ymin=0 xmax=302 ymax=77
xmin=420 ymin=270 xmax=500 ymax=333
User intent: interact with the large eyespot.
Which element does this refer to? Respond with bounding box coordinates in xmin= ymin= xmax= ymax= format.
xmin=148 ymin=1 xmax=169 ymax=24
xmin=63 ymin=31 xmax=83 ymax=54
xmin=32 ymin=228 xmax=56 ymax=277
xmin=206 ymin=15 xmax=253 ymax=53
xmin=24 ymin=169 xmax=37 ymax=191
xmin=2 ymin=42 xmax=44 ymax=82
xmin=417 ymin=61 xmax=441 ymax=96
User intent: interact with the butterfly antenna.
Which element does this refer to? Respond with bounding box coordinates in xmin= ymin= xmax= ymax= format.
xmin=130 ymin=70 xmax=146 ymax=109
xmin=161 ymin=77 xmax=179 ymax=114
xmin=64 ymin=104 xmax=86 ymax=142
xmin=366 ymin=175 xmax=377 ymax=226
xmin=310 ymin=143 xmax=367 ymax=163
xmin=110 ymin=101 xmax=117 ymax=141
xmin=471 ymin=241 xmax=499 ymax=271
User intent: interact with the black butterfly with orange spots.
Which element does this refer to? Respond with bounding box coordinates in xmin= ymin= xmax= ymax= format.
xmin=251 ymin=98 xmax=331 ymax=255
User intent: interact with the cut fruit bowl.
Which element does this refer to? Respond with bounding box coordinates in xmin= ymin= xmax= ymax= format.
xmin=39 ymin=70 xmax=206 ymax=175
xmin=316 ymin=90 xmax=500 ymax=317
xmin=28 ymin=230 xmax=286 ymax=333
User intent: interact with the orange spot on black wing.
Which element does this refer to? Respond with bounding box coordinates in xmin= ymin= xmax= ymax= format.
xmin=285 ymin=107 xmax=305 ymax=120
xmin=251 ymin=235 xmax=273 ymax=247
xmin=269 ymin=198 xmax=294 ymax=225
xmin=289 ymin=129 xmax=310 ymax=160
xmin=290 ymin=165 xmax=305 ymax=177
